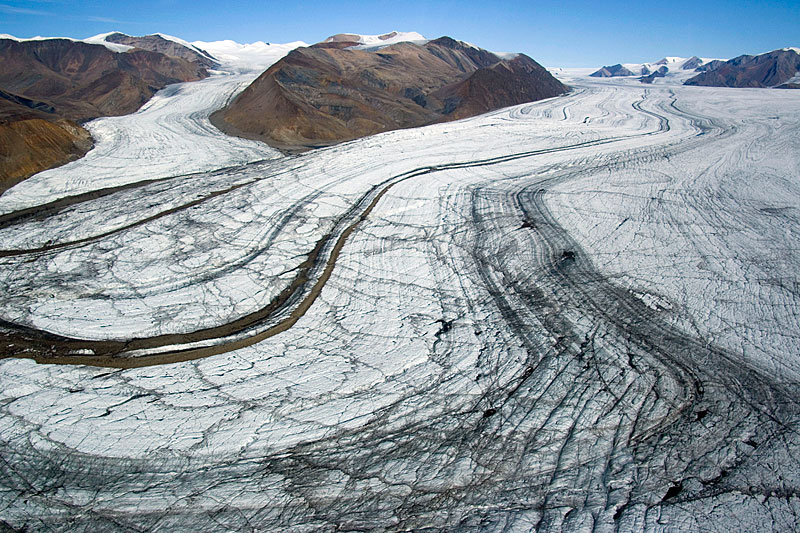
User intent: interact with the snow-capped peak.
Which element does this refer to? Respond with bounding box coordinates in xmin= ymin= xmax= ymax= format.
xmin=84 ymin=32 xmax=134 ymax=52
xmin=86 ymin=32 xmax=218 ymax=61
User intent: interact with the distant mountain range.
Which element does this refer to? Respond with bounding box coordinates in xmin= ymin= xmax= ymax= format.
xmin=211 ymin=32 xmax=568 ymax=151
xmin=0 ymin=32 xmax=213 ymax=190
xmin=590 ymin=56 xmax=714 ymax=82
xmin=590 ymin=48 xmax=800 ymax=88
xmin=685 ymin=48 xmax=800 ymax=88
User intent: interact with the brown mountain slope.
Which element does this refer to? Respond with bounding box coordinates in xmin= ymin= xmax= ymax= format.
xmin=435 ymin=54 xmax=570 ymax=120
xmin=212 ymin=36 xmax=567 ymax=151
xmin=685 ymin=48 xmax=800 ymax=88
xmin=0 ymin=86 xmax=92 ymax=193
xmin=0 ymin=114 xmax=92 ymax=194
xmin=0 ymin=38 xmax=208 ymax=121
xmin=0 ymin=36 xmax=210 ymax=189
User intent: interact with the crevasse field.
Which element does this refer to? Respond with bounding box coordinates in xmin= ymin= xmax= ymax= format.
xmin=1 ymin=43 xmax=799 ymax=531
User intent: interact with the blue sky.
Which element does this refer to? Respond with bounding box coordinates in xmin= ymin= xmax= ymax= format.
xmin=1 ymin=0 xmax=798 ymax=66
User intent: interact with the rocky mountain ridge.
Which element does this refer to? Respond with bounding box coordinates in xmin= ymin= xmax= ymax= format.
xmin=212 ymin=34 xmax=568 ymax=151
xmin=589 ymin=48 xmax=800 ymax=88
xmin=685 ymin=48 xmax=800 ymax=88
xmin=0 ymin=33 xmax=212 ymax=190
xmin=590 ymin=56 xmax=712 ymax=83
xmin=103 ymin=32 xmax=218 ymax=69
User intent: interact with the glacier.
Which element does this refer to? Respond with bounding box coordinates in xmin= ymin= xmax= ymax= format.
xmin=0 ymin=48 xmax=799 ymax=531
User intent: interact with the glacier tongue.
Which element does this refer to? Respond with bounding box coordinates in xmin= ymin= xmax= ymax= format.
xmin=0 ymin=39 xmax=307 ymax=216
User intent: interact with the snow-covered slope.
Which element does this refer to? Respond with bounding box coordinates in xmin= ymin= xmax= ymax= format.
xmin=192 ymin=39 xmax=308 ymax=71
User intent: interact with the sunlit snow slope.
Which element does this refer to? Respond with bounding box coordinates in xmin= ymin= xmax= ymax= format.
xmin=0 ymin=56 xmax=799 ymax=532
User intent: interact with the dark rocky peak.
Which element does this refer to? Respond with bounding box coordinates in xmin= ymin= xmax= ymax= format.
xmin=426 ymin=36 xmax=464 ymax=49
xmin=639 ymin=66 xmax=668 ymax=84
xmin=695 ymin=59 xmax=724 ymax=72
xmin=590 ymin=64 xmax=635 ymax=77
xmin=682 ymin=56 xmax=704 ymax=70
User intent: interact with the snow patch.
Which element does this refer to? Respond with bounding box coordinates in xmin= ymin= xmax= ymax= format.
xmin=493 ymin=52 xmax=520 ymax=60
xmin=325 ymin=31 xmax=424 ymax=46
xmin=782 ymin=72 xmax=800 ymax=85
xmin=324 ymin=31 xmax=427 ymax=50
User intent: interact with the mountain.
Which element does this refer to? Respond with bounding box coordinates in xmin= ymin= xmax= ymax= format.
xmin=211 ymin=33 xmax=567 ymax=151
xmin=639 ymin=66 xmax=668 ymax=84
xmin=0 ymin=99 xmax=92 ymax=194
xmin=102 ymin=32 xmax=217 ymax=69
xmin=0 ymin=36 xmax=209 ymax=121
xmin=590 ymin=57 xmax=715 ymax=82
xmin=680 ymin=56 xmax=705 ymax=70
xmin=685 ymin=48 xmax=800 ymax=88
xmin=0 ymin=34 xmax=211 ymax=190
xmin=590 ymin=64 xmax=636 ymax=77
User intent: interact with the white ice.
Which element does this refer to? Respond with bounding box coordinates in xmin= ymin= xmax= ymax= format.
xmin=1 ymin=54 xmax=799 ymax=531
